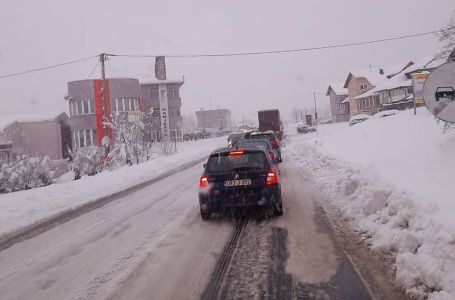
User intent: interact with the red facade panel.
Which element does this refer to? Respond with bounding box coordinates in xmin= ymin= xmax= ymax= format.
xmin=93 ymin=80 xmax=113 ymax=146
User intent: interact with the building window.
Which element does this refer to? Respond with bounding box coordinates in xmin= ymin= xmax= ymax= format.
xmin=167 ymin=86 xmax=180 ymax=100
xmin=150 ymin=87 xmax=159 ymax=102
xmin=360 ymin=84 xmax=368 ymax=91
xmin=72 ymin=129 xmax=97 ymax=149
xmin=112 ymin=97 xmax=139 ymax=112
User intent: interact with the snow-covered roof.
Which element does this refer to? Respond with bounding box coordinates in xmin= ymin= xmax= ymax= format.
xmin=354 ymin=51 xmax=449 ymax=100
xmin=140 ymin=76 xmax=185 ymax=85
xmin=343 ymin=68 xmax=387 ymax=88
xmin=326 ymin=83 xmax=348 ymax=96
xmin=341 ymin=97 xmax=350 ymax=104
xmin=383 ymin=60 xmax=414 ymax=78
xmin=0 ymin=110 xmax=68 ymax=131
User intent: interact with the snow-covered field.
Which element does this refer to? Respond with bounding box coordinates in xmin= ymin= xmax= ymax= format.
xmin=287 ymin=108 xmax=455 ymax=300
xmin=0 ymin=137 xmax=225 ymax=241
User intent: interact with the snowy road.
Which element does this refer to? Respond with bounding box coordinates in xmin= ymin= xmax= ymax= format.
xmin=0 ymin=154 xmax=403 ymax=300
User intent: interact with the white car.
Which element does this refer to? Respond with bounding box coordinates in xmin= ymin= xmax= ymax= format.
xmin=349 ymin=114 xmax=370 ymax=126
xmin=375 ymin=110 xmax=400 ymax=118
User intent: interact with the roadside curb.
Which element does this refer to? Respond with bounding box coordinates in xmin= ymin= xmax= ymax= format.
xmin=0 ymin=155 xmax=208 ymax=252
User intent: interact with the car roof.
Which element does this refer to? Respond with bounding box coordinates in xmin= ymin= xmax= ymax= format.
xmin=210 ymin=147 xmax=266 ymax=156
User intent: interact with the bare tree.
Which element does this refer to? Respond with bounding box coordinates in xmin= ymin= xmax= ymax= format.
xmin=436 ymin=10 xmax=455 ymax=61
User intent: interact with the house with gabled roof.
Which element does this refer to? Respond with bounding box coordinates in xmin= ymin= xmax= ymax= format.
xmin=343 ymin=68 xmax=387 ymax=116
xmin=326 ymin=83 xmax=349 ymax=122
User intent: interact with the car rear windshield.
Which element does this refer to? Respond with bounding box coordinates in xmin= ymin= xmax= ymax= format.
xmin=206 ymin=151 xmax=268 ymax=173
xmin=236 ymin=140 xmax=270 ymax=150
xmin=250 ymin=134 xmax=274 ymax=141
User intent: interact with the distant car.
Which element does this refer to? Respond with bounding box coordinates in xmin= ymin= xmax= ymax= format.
xmin=435 ymin=87 xmax=455 ymax=102
xmin=375 ymin=110 xmax=400 ymax=118
xmin=198 ymin=148 xmax=283 ymax=220
xmin=236 ymin=138 xmax=280 ymax=165
xmin=227 ymin=133 xmax=245 ymax=148
xmin=247 ymin=131 xmax=282 ymax=162
xmin=297 ymin=124 xmax=317 ymax=134
xmin=349 ymin=114 xmax=370 ymax=126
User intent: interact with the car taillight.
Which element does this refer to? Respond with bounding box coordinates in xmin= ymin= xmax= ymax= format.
xmin=266 ymin=171 xmax=279 ymax=185
xmin=271 ymin=140 xmax=279 ymax=148
xmin=268 ymin=151 xmax=275 ymax=160
xmin=199 ymin=176 xmax=209 ymax=188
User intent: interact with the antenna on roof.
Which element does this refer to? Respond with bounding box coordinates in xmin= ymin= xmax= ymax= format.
xmin=369 ymin=64 xmax=372 ymax=73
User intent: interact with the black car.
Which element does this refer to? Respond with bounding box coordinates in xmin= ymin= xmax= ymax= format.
xmin=227 ymin=133 xmax=245 ymax=148
xmin=435 ymin=87 xmax=455 ymax=102
xmin=247 ymin=132 xmax=282 ymax=162
xmin=235 ymin=138 xmax=279 ymax=165
xmin=198 ymin=148 xmax=283 ymax=220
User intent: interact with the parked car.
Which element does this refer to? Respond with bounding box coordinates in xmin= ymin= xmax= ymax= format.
xmin=227 ymin=133 xmax=245 ymax=148
xmin=349 ymin=114 xmax=370 ymax=126
xmin=297 ymin=124 xmax=317 ymax=134
xmin=375 ymin=110 xmax=400 ymax=118
xmin=198 ymin=148 xmax=283 ymax=220
xmin=247 ymin=131 xmax=282 ymax=162
xmin=235 ymin=138 xmax=280 ymax=165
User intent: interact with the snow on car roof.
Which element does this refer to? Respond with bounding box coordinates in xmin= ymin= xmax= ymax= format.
xmin=375 ymin=110 xmax=400 ymax=118
xmin=349 ymin=114 xmax=370 ymax=121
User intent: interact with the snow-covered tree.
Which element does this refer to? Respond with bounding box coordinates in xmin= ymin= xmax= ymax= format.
xmin=436 ymin=11 xmax=455 ymax=61
xmin=69 ymin=147 xmax=103 ymax=179
xmin=0 ymin=155 xmax=54 ymax=193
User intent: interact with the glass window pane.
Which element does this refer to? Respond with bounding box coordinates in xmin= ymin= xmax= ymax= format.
xmin=120 ymin=98 xmax=125 ymax=111
xmin=83 ymin=100 xmax=89 ymax=114
xmin=86 ymin=130 xmax=91 ymax=147
xmin=89 ymin=99 xmax=94 ymax=113
xmin=79 ymin=130 xmax=84 ymax=148
xmin=92 ymin=129 xmax=97 ymax=146
xmin=77 ymin=100 xmax=82 ymax=115
xmin=111 ymin=98 xmax=116 ymax=112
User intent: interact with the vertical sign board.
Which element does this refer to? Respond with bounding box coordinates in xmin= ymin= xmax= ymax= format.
xmin=159 ymin=84 xmax=170 ymax=141
xmin=93 ymin=79 xmax=113 ymax=146
xmin=412 ymin=72 xmax=430 ymax=105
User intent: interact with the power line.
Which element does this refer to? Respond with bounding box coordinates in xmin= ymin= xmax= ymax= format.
xmin=108 ymin=29 xmax=441 ymax=59
xmin=0 ymin=55 xmax=98 ymax=80
xmin=86 ymin=60 xmax=100 ymax=80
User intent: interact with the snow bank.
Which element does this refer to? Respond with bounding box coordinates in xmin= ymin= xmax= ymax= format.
xmin=0 ymin=138 xmax=225 ymax=240
xmin=287 ymin=108 xmax=455 ymax=299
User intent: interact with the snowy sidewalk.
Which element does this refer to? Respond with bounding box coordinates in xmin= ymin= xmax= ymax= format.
xmin=287 ymin=109 xmax=455 ymax=300
xmin=0 ymin=138 xmax=224 ymax=243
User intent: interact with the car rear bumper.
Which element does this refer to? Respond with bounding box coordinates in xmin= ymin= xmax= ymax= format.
xmin=199 ymin=185 xmax=281 ymax=212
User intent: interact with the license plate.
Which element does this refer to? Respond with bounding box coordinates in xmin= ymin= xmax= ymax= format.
xmin=224 ymin=179 xmax=252 ymax=187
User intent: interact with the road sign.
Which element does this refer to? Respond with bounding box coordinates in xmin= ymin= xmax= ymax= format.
xmin=423 ymin=62 xmax=455 ymax=123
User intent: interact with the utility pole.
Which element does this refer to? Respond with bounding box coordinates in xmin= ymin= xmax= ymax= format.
xmin=99 ymin=53 xmax=110 ymax=155
xmin=313 ymin=92 xmax=318 ymax=125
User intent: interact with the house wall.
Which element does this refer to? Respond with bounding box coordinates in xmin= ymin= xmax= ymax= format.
xmin=4 ymin=121 xmax=63 ymax=160
xmin=328 ymin=89 xmax=349 ymax=122
xmin=347 ymin=77 xmax=374 ymax=116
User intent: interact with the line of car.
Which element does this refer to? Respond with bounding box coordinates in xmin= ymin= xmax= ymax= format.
xmin=198 ymin=131 xmax=284 ymax=220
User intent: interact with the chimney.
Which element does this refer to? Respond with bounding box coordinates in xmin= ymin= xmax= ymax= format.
xmin=155 ymin=56 xmax=166 ymax=80
xmin=379 ymin=68 xmax=384 ymax=75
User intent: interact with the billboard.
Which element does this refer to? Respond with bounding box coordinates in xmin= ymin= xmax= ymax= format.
xmin=412 ymin=72 xmax=430 ymax=105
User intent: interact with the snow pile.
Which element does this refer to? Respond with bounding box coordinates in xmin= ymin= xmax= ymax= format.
xmin=0 ymin=137 xmax=225 ymax=240
xmin=287 ymin=108 xmax=455 ymax=299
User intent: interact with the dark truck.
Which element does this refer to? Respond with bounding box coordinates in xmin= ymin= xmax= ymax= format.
xmin=258 ymin=109 xmax=283 ymax=140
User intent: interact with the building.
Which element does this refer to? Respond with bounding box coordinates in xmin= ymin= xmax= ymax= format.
xmin=343 ymin=68 xmax=387 ymax=116
xmin=140 ymin=77 xmax=184 ymax=140
xmin=195 ymin=109 xmax=232 ymax=133
xmin=0 ymin=112 xmax=71 ymax=160
xmin=326 ymin=83 xmax=349 ymax=122
xmin=66 ymin=78 xmax=142 ymax=149
xmin=353 ymin=54 xmax=447 ymax=111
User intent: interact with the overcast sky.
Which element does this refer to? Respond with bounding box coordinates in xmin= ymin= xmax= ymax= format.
xmin=0 ymin=0 xmax=454 ymax=122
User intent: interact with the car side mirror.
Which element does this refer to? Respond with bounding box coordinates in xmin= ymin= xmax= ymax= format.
xmin=203 ymin=163 xmax=207 ymax=168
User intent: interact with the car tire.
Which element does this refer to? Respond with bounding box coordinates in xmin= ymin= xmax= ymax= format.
xmin=274 ymin=200 xmax=283 ymax=217
xmin=200 ymin=208 xmax=212 ymax=221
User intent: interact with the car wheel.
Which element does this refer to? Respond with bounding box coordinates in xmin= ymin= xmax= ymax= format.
xmin=200 ymin=208 xmax=212 ymax=221
xmin=274 ymin=200 xmax=283 ymax=217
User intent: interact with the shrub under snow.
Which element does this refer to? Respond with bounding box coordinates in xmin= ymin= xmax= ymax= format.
xmin=0 ymin=155 xmax=54 ymax=194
